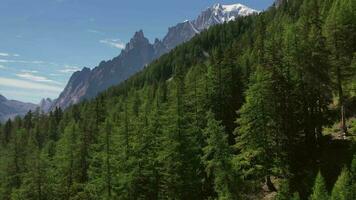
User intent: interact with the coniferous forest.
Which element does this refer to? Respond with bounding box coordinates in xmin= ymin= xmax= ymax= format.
xmin=0 ymin=0 xmax=355 ymax=199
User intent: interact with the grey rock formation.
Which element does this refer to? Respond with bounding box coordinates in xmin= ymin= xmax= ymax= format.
xmin=51 ymin=3 xmax=258 ymax=110
xmin=0 ymin=94 xmax=37 ymax=122
xmin=39 ymin=98 xmax=54 ymax=113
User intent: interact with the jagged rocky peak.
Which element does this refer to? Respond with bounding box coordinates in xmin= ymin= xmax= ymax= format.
xmin=52 ymin=2 xmax=260 ymax=110
xmin=193 ymin=3 xmax=259 ymax=30
xmin=125 ymin=30 xmax=150 ymax=51
xmin=153 ymin=38 xmax=168 ymax=57
xmin=211 ymin=3 xmax=258 ymax=15
xmin=39 ymin=98 xmax=54 ymax=113
xmin=162 ymin=21 xmax=197 ymax=50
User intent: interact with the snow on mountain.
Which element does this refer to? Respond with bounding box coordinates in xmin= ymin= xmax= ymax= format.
xmin=191 ymin=3 xmax=259 ymax=32
xmin=51 ymin=3 xmax=259 ymax=110
xmin=162 ymin=3 xmax=259 ymax=51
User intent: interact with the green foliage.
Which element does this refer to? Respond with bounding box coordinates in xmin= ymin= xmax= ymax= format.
xmin=350 ymin=154 xmax=356 ymax=200
xmin=291 ymin=192 xmax=301 ymax=200
xmin=203 ymin=111 xmax=236 ymax=199
xmin=274 ymin=180 xmax=291 ymax=200
xmin=310 ymin=172 xmax=329 ymax=200
xmin=235 ymin=67 xmax=285 ymax=183
xmin=0 ymin=0 xmax=354 ymax=199
xmin=330 ymin=167 xmax=351 ymax=200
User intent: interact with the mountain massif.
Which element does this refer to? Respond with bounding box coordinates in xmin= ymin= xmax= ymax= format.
xmin=0 ymin=95 xmax=55 ymax=122
xmin=0 ymin=95 xmax=37 ymax=122
xmin=50 ymin=3 xmax=258 ymax=109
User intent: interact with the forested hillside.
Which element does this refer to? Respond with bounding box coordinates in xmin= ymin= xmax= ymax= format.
xmin=0 ymin=0 xmax=355 ymax=199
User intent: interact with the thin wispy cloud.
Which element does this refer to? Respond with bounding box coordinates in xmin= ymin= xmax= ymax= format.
xmin=0 ymin=59 xmax=44 ymax=64
xmin=100 ymin=39 xmax=125 ymax=49
xmin=88 ymin=29 xmax=103 ymax=34
xmin=49 ymin=73 xmax=61 ymax=76
xmin=58 ymin=65 xmax=81 ymax=73
xmin=16 ymin=72 xmax=62 ymax=85
xmin=0 ymin=53 xmax=10 ymax=57
xmin=0 ymin=65 xmax=7 ymax=69
xmin=21 ymin=69 xmax=39 ymax=73
xmin=0 ymin=77 xmax=63 ymax=92
xmin=0 ymin=52 xmax=20 ymax=57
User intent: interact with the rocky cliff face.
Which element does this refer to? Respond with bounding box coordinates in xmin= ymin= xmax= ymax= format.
xmin=0 ymin=94 xmax=37 ymax=122
xmin=39 ymin=98 xmax=54 ymax=113
xmin=51 ymin=3 xmax=259 ymax=110
xmin=53 ymin=67 xmax=91 ymax=109
xmin=50 ymin=30 xmax=155 ymax=109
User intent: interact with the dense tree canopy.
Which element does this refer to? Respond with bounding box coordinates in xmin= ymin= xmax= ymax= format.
xmin=0 ymin=0 xmax=355 ymax=199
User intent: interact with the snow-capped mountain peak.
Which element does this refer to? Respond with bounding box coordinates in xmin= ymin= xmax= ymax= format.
xmin=210 ymin=3 xmax=259 ymax=21
xmin=51 ymin=2 xmax=259 ymax=110
xmin=191 ymin=3 xmax=259 ymax=31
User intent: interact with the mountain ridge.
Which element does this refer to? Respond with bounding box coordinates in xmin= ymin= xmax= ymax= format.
xmin=0 ymin=94 xmax=56 ymax=122
xmin=50 ymin=3 xmax=259 ymax=110
xmin=0 ymin=94 xmax=38 ymax=122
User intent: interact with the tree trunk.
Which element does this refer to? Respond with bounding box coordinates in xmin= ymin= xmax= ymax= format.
xmin=106 ymin=127 xmax=112 ymax=197
xmin=266 ymin=176 xmax=277 ymax=192
xmin=337 ymin=66 xmax=347 ymax=135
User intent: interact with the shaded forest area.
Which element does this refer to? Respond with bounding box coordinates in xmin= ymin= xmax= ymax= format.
xmin=0 ymin=0 xmax=355 ymax=199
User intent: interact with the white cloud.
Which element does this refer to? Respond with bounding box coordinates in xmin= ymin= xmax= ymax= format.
xmin=0 ymin=52 xmax=20 ymax=57
xmin=59 ymin=69 xmax=78 ymax=73
xmin=0 ymin=77 xmax=62 ymax=92
xmin=21 ymin=69 xmax=39 ymax=73
xmin=16 ymin=72 xmax=62 ymax=85
xmin=0 ymin=65 xmax=6 ymax=69
xmin=100 ymin=39 xmax=125 ymax=49
xmin=58 ymin=65 xmax=81 ymax=73
xmin=0 ymin=53 xmax=10 ymax=57
xmin=0 ymin=59 xmax=44 ymax=64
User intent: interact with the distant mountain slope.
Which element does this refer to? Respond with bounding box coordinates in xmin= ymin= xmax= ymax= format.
xmin=51 ymin=3 xmax=259 ymax=110
xmin=0 ymin=95 xmax=37 ymax=122
xmin=38 ymin=98 xmax=54 ymax=113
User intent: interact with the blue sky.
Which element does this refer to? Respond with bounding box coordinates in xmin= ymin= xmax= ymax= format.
xmin=0 ymin=0 xmax=274 ymax=103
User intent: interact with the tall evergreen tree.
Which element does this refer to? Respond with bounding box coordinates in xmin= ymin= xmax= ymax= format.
xmin=203 ymin=111 xmax=236 ymax=200
xmin=330 ymin=167 xmax=351 ymax=200
xmin=324 ymin=0 xmax=356 ymax=134
xmin=310 ymin=171 xmax=329 ymax=200
xmin=235 ymin=67 xmax=282 ymax=191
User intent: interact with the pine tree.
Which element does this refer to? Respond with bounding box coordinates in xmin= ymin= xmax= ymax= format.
xmin=310 ymin=171 xmax=329 ymax=200
xmin=54 ymin=121 xmax=80 ymax=199
xmin=158 ymin=63 xmax=201 ymax=199
xmin=1 ymin=129 xmax=27 ymax=199
xmin=330 ymin=167 xmax=351 ymax=200
xmin=2 ymin=120 xmax=12 ymax=145
xmin=350 ymin=155 xmax=356 ymax=200
xmin=235 ymin=67 xmax=281 ymax=191
xmin=295 ymin=0 xmax=332 ymax=146
xmin=203 ymin=111 xmax=236 ymax=200
xmin=13 ymin=133 xmax=51 ymax=200
xmin=324 ymin=0 xmax=356 ymax=134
